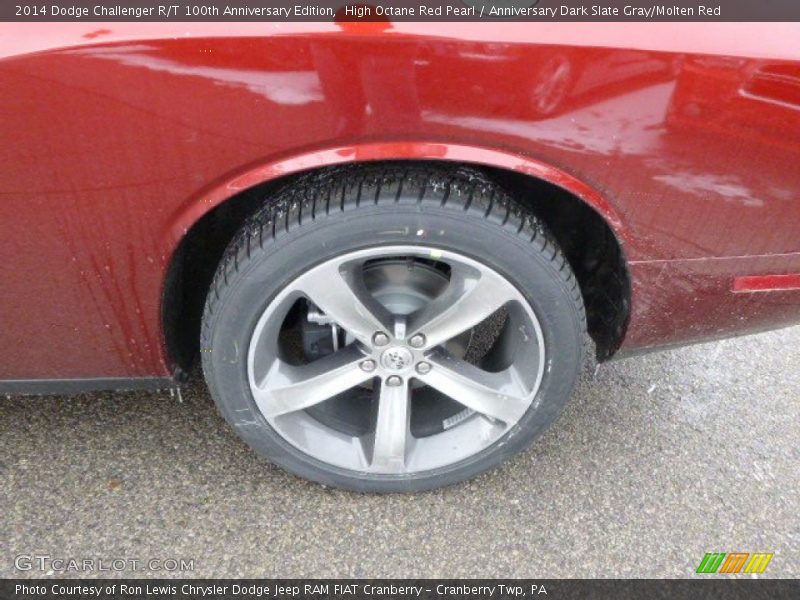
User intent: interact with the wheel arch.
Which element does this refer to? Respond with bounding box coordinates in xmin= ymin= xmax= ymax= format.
xmin=161 ymin=143 xmax=633 ymax=375
xmin=162 ymin=143 xmax=631 ymax=249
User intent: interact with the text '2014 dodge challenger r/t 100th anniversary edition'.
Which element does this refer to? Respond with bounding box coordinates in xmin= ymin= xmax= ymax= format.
xmin=0 ymin=22 xmax=798 ymax=492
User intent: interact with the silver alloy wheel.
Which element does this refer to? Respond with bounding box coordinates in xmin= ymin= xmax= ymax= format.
xmin=247 ymin=245 xmax=546 ymax=475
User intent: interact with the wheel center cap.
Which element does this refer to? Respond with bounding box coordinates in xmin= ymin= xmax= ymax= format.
xmin=380 ymin=346 xmax=413 ymax=372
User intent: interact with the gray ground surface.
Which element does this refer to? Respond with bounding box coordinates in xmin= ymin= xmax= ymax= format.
xmin=2 ymin=327 xmax=799 ymax=578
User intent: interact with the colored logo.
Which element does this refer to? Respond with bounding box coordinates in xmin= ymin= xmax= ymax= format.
xmin=696 ymin=552 xmax=773 ymax=574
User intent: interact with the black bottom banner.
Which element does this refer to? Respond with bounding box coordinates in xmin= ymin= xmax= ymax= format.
xmin=2 ymin=579 xmax=799 ymax=600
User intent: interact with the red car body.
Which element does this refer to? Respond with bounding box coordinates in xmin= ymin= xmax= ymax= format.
xmin=1 ymin=22 xmax=799 ymax=390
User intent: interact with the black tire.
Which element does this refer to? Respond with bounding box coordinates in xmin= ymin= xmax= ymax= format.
xmin=201 ymin=164 xmax=586 ymax=492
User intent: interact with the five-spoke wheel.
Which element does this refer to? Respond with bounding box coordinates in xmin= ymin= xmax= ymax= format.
xmin=202 ymin=165 xmax=585 ymax=492
xmin=247 ymin=246 xmax=545 ymax=474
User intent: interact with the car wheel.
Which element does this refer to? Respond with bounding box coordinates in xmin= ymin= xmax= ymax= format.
xmin=201 ymin=165 xmax=586 ymax=492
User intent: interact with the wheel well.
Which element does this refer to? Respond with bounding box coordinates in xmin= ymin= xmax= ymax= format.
xmin=486 ymin=166 xmax=631 ymax=361
xmin=162 ymin=160 xmax=631 ymax=374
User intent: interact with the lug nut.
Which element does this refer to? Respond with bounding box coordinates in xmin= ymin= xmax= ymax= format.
xmin=415 ymin=361 xmax=431 ymax=375
xmin=372 ymin=332 xmax=390 ymax=347
xmin=360 ymin=359 xmax=376 ymax=372
xmin=408 ymin=333 xmax=426 ymax=348
xmin=386 ymin=375 xmax=403 ymax=387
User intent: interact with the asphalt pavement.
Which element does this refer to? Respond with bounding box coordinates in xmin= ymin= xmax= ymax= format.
xmin=2 ymin=327 xmax=799 ymax=578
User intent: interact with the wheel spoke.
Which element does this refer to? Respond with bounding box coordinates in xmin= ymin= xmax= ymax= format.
xmin=295 ymin=259 xmax=393 ymax=346
xmin=407 ymin=266 xmax=513 ymax=350
xmin=418 ymin=351 xmax=530 ymax=424
xmin=254 ymin=346 xmax=371 ymax=418
xmin=367 ymin=378 xmax=412 ymax=472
